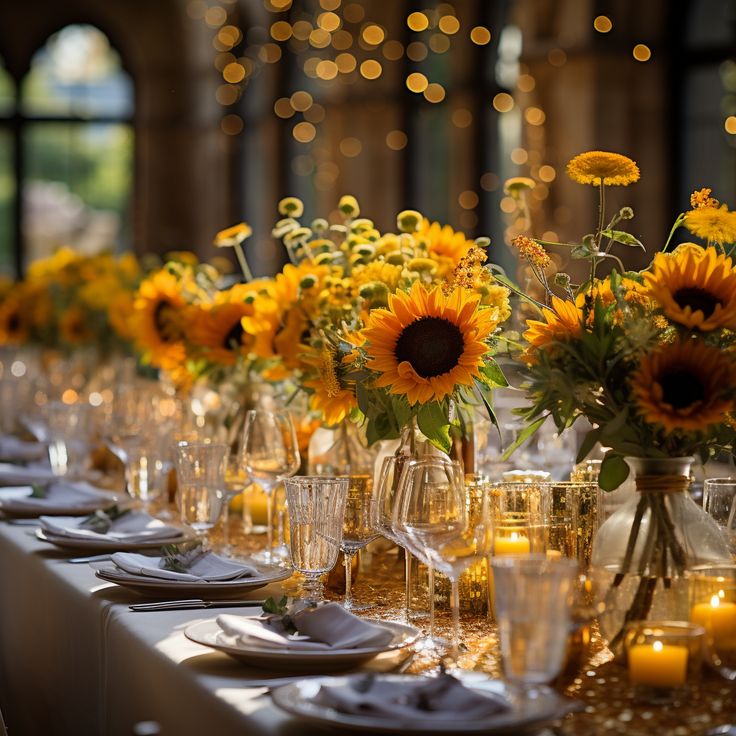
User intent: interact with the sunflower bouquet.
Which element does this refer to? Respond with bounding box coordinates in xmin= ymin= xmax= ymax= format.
xmin=0 ymin=248 xmax=141 ymax=355
xmin=512 ymin=150 xmax=736 ymax=645
xmin=215 ymin=195 xmax=513 ymax=452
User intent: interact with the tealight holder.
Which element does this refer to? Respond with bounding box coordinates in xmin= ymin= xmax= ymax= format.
xmin=624 ymin=621 xmax=704 ymax=702
xmin=688 ymin=564 xmax=736 ymax=681
xmin=490 ymin=481 xmax=546 ymax=556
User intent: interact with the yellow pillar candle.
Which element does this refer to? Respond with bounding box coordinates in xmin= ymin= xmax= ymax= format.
xmin=691 ymin=595 xmax=736 ymax=647
xmin=244 ymin=483 xmax=269 ymax=526
xmin=628 ymin=640 xmax=689 ymax=687
xmin=494 ymin=531 xmax=531 ymax=556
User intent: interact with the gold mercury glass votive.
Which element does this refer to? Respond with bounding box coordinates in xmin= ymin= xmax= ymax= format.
xmin=624 ymin=621 xmax=704 ymax=703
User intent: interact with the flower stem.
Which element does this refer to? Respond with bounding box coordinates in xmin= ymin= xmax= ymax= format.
xmin=233 ymin=243 xmax=253 ymax=282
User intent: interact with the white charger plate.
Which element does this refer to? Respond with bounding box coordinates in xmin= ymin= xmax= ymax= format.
xmin=36 ymin=526 xmax=193 ymax=552
xmin=271 ymin=674 xmax=575 ymax=734
xmin=93 ymin=561 xmax=292 ymax=598
xmin=185 ymin=618 xmax=419 ymax=672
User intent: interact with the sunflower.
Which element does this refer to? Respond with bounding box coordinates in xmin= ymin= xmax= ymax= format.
xmin=131 ymin=270 xmax=188 ymax=369
xmin=642 ymin=247 xmax=736 ymax=331
xmin=0 ymin=296 xmax=29 ymax=345
xmin=302 ymin=346 xmax=357 ymax=425
xmin=362 ymin=282 xmax=497 ymax=406
xmin=417 ymin=219 xmax=473 ymax=270
xmin=683 ymin=206 xmax=736 ymax=244
xmin=523 ymin=296 xmax=584 ymax=352
xmin=59 ymin=305 xmax=94 ymax=345
xmin=631 ymin=339 xmax=735 ymax=433
xmin=566 ymin=151 xmax=640 ymax=186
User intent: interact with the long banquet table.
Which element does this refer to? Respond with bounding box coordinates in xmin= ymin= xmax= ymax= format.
xmin=1 ymin=518 xmax=735 ymax=736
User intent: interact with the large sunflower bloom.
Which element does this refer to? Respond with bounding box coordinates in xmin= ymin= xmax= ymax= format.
xmin=0 ymin=296 xmax=29 ymax=345
xmin=59 ymin=306 xmax=93 ymax=345
xmin=566 ymin=151 xmax=640 ymax=186
xmin=631 ymin=339 xmax=735 ymax=433
xmin=302 ymin=346 xmax=357 ymax=426
xmin=684 ymin=206 xmax=736 ymax=244
xmin=523 ymin=296 xmax=584 ymax=352
xmin=131 ymin=270 xmax=188 ymax=369
xmin=362 ymin=282 xmax=497 ymax=406
xmin=642 ymin=247 xmax=736 ymax=331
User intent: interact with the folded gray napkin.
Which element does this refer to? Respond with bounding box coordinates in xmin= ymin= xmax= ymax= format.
xmin=0 ymin=437 xmax=45 ymax=462
xmin=0 ymin=480 xmax=111 ymax=513
xmin=0 ymin=463 xmax=56 ymax=486
xmin=40 ymin=510 xmax=182 ymax=543
xmin=111 ymin=551 xmax=257 ymax=582
xmin=216 ymin=602 xmax=395 ymax=651
xmin=314 ymin=673 xmax=510 ymax=722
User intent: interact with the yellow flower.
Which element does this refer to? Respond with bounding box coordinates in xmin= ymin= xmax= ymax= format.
xmin=363 ymin=282 xmax=497 ymax=406
xmin=351 ymin=261 xmax=404 ymax=292
xmin=0 ymin=294 xmax=29 ymax=345
xmin=511 ymin=235 xmax=551 ymax=269
xmin=642 ymin=247 xmax=736 ymax=331
xmin=417 ymin=219 xmax=473 ymax=269
xmin=213 ymin=222 xmax=253 ymax=247
xmin=690 ymin=188 xmax=719 ymax=210
xmin=566 ymin=151 xmax=640 ymax=186
xmin=338 ymin=195 xmax=360 ymax=217
xmin=684 ymin=206 xmax=736 ymax=244
xmin=503 ymin=177 xmax=536 ymax=197
xmin=59 ymin=306 xmax=93 ymax=345
xmin=131 ymin=270 xmax=188 ymax=369
xmin=396 ymin=209 xmax=423 ymax=233
xmin=108 ymin=291 xmax=137 ymax=342
xmin=631 ymin=339 xmax=735 ymax=433
xmin=278 ymin=197 xmax=304 ymax=218
xmin=301 ymin=346 xmax=357 ymax=426
xmin=523 ymin=296 xmax=584 ymax=355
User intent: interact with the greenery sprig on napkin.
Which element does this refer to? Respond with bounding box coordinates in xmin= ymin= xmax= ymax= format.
xmin=29 ymin=483 xmax=47 ymax=499
xmin=261 ymin=596 xmax=317 ymax=635
xmin=160 ymin=541 xmax=207 ymax=573
xmin=78 ymin=504 xmax=131 ymax=534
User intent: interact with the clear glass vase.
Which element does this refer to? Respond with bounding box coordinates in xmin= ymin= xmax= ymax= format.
xmin=591 ymin=456 xmax=731 ymax=654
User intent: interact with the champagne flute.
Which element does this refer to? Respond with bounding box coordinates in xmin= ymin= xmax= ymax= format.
xmin=242 ymin=409 xmax=300 ymax=564
xmin=396 ymin=457 xmax=491 ymax=664
xmin=340 ymin=475 xmax=379 ymax=611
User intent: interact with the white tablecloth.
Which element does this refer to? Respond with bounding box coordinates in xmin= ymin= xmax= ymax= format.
xmin=0 ymin=522 xmax=330 ymax=736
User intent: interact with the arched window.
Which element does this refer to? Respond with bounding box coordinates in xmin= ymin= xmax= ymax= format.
xmin=1 ymin=24 xmax=134 ymax=275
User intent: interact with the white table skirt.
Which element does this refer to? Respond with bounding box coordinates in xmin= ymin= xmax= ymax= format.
xmin=0 ymin=523 xmax=326 ymax=736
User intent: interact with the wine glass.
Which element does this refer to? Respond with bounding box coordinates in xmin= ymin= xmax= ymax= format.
xmin=396 ymin=457 xmax=491 ymax=664
xmin=242 ymin=410 xmax=301 ymax=564
xmin=340 ymin=475 xmax=379 ymax=611
xmin=284 ymin=476 xmax=348 ymax=602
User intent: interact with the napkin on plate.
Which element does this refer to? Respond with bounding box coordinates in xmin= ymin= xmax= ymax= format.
xmin=0 ymin=480 xmax=112 ymax=513
xmin=0 ymin=463 xmax=56 ymax=486
xmin=40 ymin=510 xmax=183 ymax=543
xmin=0 ymin=436 xmax=46 ymax=463
xmin=216 ymin=602 xmax=395 ymax=651
xmin=314 ymin=673 xmax=510 ymax=722
xmin=111 ymin=551 xmax=257 ymax=582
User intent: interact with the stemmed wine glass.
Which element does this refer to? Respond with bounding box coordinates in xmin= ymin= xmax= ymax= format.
xmin=340 ymin=475 xmax=379 ymax=611
xmin=395 ymin=457 xmax=489 ymax=662
xmin=241 ymin=409 xmax=300 ymax=564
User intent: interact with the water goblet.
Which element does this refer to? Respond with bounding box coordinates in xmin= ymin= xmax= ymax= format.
xmin=703 ymin=478 xmax=736 ymax=556
xmin=175 ymin=441 xmax=228 ymax=539
xmin=242 ymin=410 xmax=301 ymax=563
xmin=45 ymin=400 xmax=91 ymax=477
xmin=395 ymin=457 xmax=488 ymax=662
xmin=340 ymin=475 xmax=379 ymax=611
xmin=491 ymin=554 xmax=579 ymax=685
xmin=284 ymin=476 xmax=348 ymax=602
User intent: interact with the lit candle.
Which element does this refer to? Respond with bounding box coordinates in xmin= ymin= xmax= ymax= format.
xmin=690 ymin=593 xmax=736 ymax=648
xmin=494 ymin=531 xmax=531 ymax=556
xmin=245 ymin=483 xmax=269 ymax=526
xmin=628 ymin=640 xmax=689 ymax=687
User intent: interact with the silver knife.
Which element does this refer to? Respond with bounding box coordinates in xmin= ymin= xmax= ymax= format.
xmin=129 ymin=599 xmax=266 ymax=612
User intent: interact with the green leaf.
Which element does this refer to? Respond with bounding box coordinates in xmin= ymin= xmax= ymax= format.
xmin=262 ymin=596 xmax=288 ymax=615
xmin=500 ymin=416 xmax=546 ymax=461
xmin=576 ymin=427 xmax=602 ymax=464
xmin=390 ymin=395 xmax=412 ymax=428
xmin=571 ymin=244 xmax=593 ymax=259
xmin=30 ymin=483 xmax=47 ymax=498
xmin=479 ymin=359 xmax=509 ymax=388
xmin=601 ymin=229 xmax=644 ymax=249
xmin=599 ymin=408 xmax=630 ymax=445
xmin=598 ymin=452 xmax=630 ymax=491
xmin=417 ymin=402 xmax=452 ymax=453
xmin=355 ymin=381 xmax=371 ymax=416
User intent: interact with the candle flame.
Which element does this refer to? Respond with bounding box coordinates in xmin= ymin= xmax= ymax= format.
xmin=653 ymin=640 xmax=663 ymax=652
xmin=711 ymin=594 xmax=721 ymax=608
xmin=510 ymin=532 xmax=519 ymax=541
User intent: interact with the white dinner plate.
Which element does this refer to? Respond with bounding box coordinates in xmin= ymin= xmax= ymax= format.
xmin=35 ymin=527 xmax=194 ymax=552
xmin=271 ymin=674 xmax=575 ymax=734
xmin=184 ymin=618 xmax=419 ymax=672
xmin=0 ymin=482 xmax=119 ymax=517
xmin=93 ymin=561 xmax=292 ymax=598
